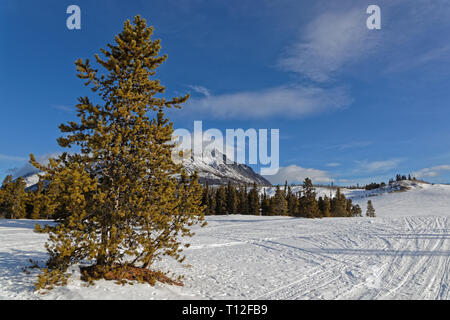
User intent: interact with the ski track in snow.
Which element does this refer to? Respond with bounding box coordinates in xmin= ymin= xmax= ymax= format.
xmin=0 ymin=182 xmax=449 ymax=300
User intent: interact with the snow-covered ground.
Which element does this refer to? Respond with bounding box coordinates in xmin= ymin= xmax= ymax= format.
xmin=0 ymin=182 xmax=449 ymax=300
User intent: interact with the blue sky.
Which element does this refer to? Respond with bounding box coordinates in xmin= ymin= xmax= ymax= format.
xmin=2 ymin=0 xmax=450 ymax=185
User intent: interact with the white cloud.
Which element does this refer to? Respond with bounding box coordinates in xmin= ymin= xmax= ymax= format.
xmin=326 ymin=162 xmax=341 ymax=167
xmin=355 ymin=159 xmax=403 ymax=173
xmin=186 ymin=85 xmax=351 ymax=119
xmin=278 ymin=8 xmax=380 ymax=82
xmin=51 ymin=104 xmax=74 ymax=113
xmin=328 ymin=140 xmax=372 ymax=150
xmin=187 ymin=85 xmax=211 ymax=97
xmin=264 ymin=164 xmax=332 ymax=185
xmin=413 ymin=165 xmax=450 ymax=179
xmin=0 ymin=154 xmax=27 ymax=162
xmin=385 ymin=44 xmax=450 ymax=73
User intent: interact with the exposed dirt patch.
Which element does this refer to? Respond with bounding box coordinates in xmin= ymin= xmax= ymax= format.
xmin=80 ymin=264 xmax=183 ymax=286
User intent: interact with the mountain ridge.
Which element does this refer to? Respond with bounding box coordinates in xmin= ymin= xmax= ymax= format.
xmin=14 ymin=149 xmax=272 ymax=189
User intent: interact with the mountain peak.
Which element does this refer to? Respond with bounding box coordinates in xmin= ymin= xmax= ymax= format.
xmin=180 ymin=148 xmax=272 ymax=186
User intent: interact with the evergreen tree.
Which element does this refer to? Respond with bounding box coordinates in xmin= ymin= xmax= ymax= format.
xmin=298 ymin=178 xmax=320 ymax=218
xmin=247 ymin=183 xmax=260 ymax=216
xmin=261 ymin=189 xmax=271 ymax=216
xmin=351 ymin=204 xmax=362 ymax=217
xmin=271 ymin=185 xmax=288 ymax=216
xmin=0 ymin=178 xmax=5 ymax=218
xmin=31 ymin=16 xmax=205 ymax=289
xmin=237 ymin=185 xmax=249 ymax=215
xmin=318 ymin=196 xmax=331 ymax=218
xmin=226 ymin=182 xmax=238 ymax=215
xmin=345 ymin=198 xmax=353 ymax=217
xmin=0 ymin=175 xmax=27 ymax=219
xmin=286 ymin=186 xmax=298 ymax=216
xmin=215 ymin=186 xmax=227 ymax=215
xmin=25 ymin=180 xmax=51 ymax=219
xmin=366 ymin=200 xmax=376 ymax=217
xmin=201 ymin=183 xmax=215 ymax=215
xmin=330 ymin=188 xmax=347 ymax=217
xmin=209 ymin=186 xmax=216 ymax=214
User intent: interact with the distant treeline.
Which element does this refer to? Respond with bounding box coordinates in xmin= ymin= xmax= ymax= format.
xmin=0 ymin=175 xmax=51 ymax=219
xmin=364 ymin=173 xmax=418 ymax=191
xmin=0 ymin=175 xmax=376 ymax=219
xmin=202 ymin=178 xmax=375 ymax=218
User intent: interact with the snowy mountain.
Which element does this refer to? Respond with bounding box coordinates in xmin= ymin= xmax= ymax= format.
xmin=182 ymin=149 xmax=272 ymax=186
xmin=16 ymin=150 xmax=271 ymax=189
xmin=20 ymin=172 xmax=43 ymax=189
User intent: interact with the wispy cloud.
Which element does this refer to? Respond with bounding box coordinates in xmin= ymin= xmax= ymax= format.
xmin=385 ymin=44 xmax=450 ymax=73
xmin=278 ymin=8 xmax=380 ymax=82
xmin=326 ymin=162 xmax=341 ymax=167
xmin=51 ymin=104 xmax=74 ymax=113
xmin=186 ymin=85 xmax=352 ymax=119
xmin=0 ymin=154 xmax=27 ymax=162
xmin=187 ymin=85 xmax=211 ymax=97
xmin=328 ymin=140 xmax=372 ymax=151
xmin=413 ymin=165 xmax=450 ymax=179
xmin=264 ymin=164 xmax=331 ymax=185
xmin=355 ymin=158 xmax=403 ymax=173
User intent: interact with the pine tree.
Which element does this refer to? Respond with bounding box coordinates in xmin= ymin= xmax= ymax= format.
xmin=201 ymin=183 xmax=215 ymax=215
xmin=330 ymin=188 xmax=347 ymax=217
xmin=209 ymin=186 xmax=216 ymax=214
xmin=366 ymin=200 xmax=376 ymax=217
xmin=0 ymin=177 xmax=6 ymax=218
xmin=351 ymin=204 xmax=362 ymax=217
xmin=26 ymin=180 xmax=45 ymax=219
xmin=286 ymin=186 xmax=298 ymax=216
xmin=226 ymin=181 xmax=238 ymax=215
xmin=261 ymin=189 xmax=271 ymax=216
xmin=298 ymin=178 xmax=320 ymax=218
xmin=247 ymin=183 xmax=260 ymax=216
xmin=30 ymin=16 xmax=205 ymax=289
xmin=237 ymin=185 xmax=249 ymax=215
xmin=215 ymin=186 xmax=227 ymax=215
xmin=318 ymin=196 xmax=331 ymax=218
xmin=272 ymin=185 xmax=288 ymax=216
xmin=0 ymin=175 xmax=27 ymax=219
xmin=25 ymin=180 xmax=60 ymax=220
xmin=345 ymin=198 xmax=353 ymax=217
